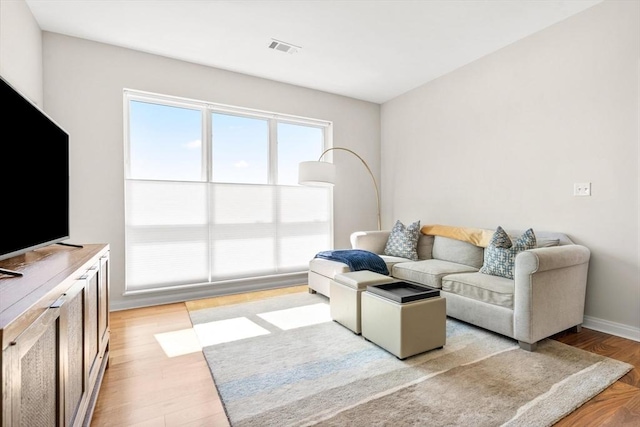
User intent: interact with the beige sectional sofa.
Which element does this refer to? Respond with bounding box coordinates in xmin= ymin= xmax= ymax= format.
xmin=308 ymin=227 xmax=591 ymax=351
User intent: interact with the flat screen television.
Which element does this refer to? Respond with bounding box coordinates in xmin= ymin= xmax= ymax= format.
xmin=0 ymin=75 xmax=70 ymax=265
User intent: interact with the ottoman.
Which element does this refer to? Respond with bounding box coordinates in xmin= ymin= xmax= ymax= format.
xmin=330 ymin=271 xmax=396 ymax=334
xmin=308 ymin=258 xmax=351 ymax=297
xmin=361 ymin=282 xmax=446 ymax=359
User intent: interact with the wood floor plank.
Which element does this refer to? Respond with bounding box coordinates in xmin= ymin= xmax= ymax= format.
xmin=93 ymin=285 xmax=640 ymax=427
xmin=164 ymin=400 xmax=227 ymax=426
xmin=111 ymin=302 xmax=186 ymax=319
xmin=554 ymin=381 xmax=640 ymax=427
xmin=98 ymin=374 xmax=214 ymax=409
xmin=107 ymin=317 xmax=183 ymax=331
xmin=100 ymin=352 xmax=204 ymax=381
xmin=95 ymin=382 xmax=220 ymax=412
xmin=94 ymin=389 xmax=221 ymax=426
xmin=605 ymin=390 xmax=640 ymax=425
xmin=176 ymin=413 xmax=230 ymax=427
xmin=128 ymin=416 xmax=166 ymax=427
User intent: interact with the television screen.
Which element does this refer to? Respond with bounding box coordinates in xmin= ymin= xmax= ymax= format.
xmin=0 ymin=75 xmax=70 ymax=261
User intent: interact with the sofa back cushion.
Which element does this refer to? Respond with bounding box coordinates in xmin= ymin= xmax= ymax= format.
xmin=506 ymin=229 xmax=574 ymax=246
xmin=417 ymin=234 xmax=435 ymax=260
xmin=432 ymin=236 xmax=484 ymax=268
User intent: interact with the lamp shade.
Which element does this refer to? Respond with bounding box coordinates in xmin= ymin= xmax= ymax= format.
xmin=298 ymin=161 xmax=336 ymax=187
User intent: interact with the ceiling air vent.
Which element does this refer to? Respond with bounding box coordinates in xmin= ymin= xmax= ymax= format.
xmin=268 ymin=39 xmax=300 ymax=54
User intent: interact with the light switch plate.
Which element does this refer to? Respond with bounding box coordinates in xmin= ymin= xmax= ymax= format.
xmin=573 ymin=182 xmax=591 ymax=196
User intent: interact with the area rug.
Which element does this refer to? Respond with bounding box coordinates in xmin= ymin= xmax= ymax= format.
xmin=187 ymin=292 xmax=632 ymax=427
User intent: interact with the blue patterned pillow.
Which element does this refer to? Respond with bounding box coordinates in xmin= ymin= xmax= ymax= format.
xmin=383 ymin=220 xmax=421 ymax=261
xmin=479 ymin=226 xmax=536 ymax=279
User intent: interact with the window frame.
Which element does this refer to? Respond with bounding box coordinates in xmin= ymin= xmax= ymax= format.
xmin=122 ymin=88 xmax=334 ymax=295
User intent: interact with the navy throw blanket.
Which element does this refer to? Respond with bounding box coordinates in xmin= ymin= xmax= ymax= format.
xmin=314 ymin=249 xmax=389 ymax=276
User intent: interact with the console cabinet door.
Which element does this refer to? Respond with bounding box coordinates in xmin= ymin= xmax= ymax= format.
xmin=98 ymin=253 xmax=110 ymax=352
xmin=83 ymin=265 xmax=100 ymax=386
xmin=4 ymin=305 xmax=64 ymax=427
xmin=60 ymin=279 xmax=89 ymax=427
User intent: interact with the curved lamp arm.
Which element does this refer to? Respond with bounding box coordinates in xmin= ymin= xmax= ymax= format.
xmin=318 ymin=147 xmax=381 ymax=231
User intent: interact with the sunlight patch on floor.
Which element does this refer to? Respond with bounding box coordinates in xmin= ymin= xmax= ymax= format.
xmin=194 ymin=317 xmax=271 ymax=347
xmin=154 ymin=302 xmax=329 ymax=358
xmin=154 ymin=328 xmax=202 ymax=357
xmin=257 ymin=303 xmax=331 ymax=330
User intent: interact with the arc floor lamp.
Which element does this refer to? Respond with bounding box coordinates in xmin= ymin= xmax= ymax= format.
xmin=298 ymin=147 xmax=381 ymax=230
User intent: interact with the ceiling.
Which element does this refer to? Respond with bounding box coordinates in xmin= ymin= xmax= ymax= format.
xmin=26 ymin=0 xmax=603 ymax=104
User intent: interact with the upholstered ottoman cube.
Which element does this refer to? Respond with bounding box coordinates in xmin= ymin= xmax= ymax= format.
xmin=361 ymin=284 xmax=446 ymax=359
xmin=330 ymin=271 xmax=396 ymax=334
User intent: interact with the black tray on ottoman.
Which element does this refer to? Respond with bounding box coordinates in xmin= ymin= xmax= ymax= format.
xmin=366 ymin=281 xmax=440 ymax=303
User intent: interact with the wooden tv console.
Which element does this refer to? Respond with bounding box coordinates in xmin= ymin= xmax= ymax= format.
xmin=0 ymin=243 xmax=110 ymax=427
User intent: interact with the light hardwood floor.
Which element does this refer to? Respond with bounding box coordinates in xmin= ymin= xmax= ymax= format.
xmin=91 ymin=286 xmax=640 ymax=426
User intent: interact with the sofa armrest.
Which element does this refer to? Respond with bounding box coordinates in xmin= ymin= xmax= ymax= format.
xmin=350 ymin=230 xmax=390 ymax=254
xmin=516 ymin=245 xmax=591 ymax=274
xmin=513 ymin=245 xmax=591 ymax=344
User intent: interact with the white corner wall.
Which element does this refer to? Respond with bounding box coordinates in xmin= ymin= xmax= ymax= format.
xmin=40 ymin=33 xmax=380 ymax=310
xmin=0 ymin=0 xmax=43 ymax=105
xmin=381 ymin=0 xmax=640 ymax=339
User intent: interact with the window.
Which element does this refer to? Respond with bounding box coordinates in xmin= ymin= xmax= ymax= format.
xmin=129 ymin=101 xmax=204 ymax=181
xmin=124 ymin=90 xmax=332 ymax=293
xmin=211 ymin=113 xmax=269 ymax=184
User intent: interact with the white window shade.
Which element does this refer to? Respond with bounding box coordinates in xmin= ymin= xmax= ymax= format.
xmin=208 ymin=184 xmax=331 ymax=280
xmin=125 ymin=181 xmax=331 ymax=291
xmin=125 ymin=180 xmax=210 ymax=290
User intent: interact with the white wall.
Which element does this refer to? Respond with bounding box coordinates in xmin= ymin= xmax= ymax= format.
xmin=40 ymin=33 xmax=380 ymax=310
xmin=381 ymin=0 xmax=639 ymax=339
xmin=0 ymin=0 xmax=43 ymax=105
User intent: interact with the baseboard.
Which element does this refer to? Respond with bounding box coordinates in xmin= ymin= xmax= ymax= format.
xmin=582 ymin=315 xmax=640 ymax=342
xmin=111 ymin=273 xmax=307 ymax=311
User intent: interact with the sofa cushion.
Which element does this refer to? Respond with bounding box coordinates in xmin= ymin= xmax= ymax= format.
xmin=384 ymin=219 xmax=421 ymax=261
xmin=391 ymin=259 xmax=478 ymax=289
xmin=416 ymin=234 xmax=435 ymax=260
xmin=480 ymin=227 xmax=536 ymax=279
xmin=379 ymin=254 xmax=414 ymax=271
xmin=442 ymin=272 xmax=515 ymax=309
xmin=536 ymin=237 xmax=560 ymax=248
xmin=509 ymin=232 xmax=558 ymax=248
xmin=507 ymin=229 xmax=574 ymax=246
xmin=432 ymin=236 xmax=484 ymax=269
